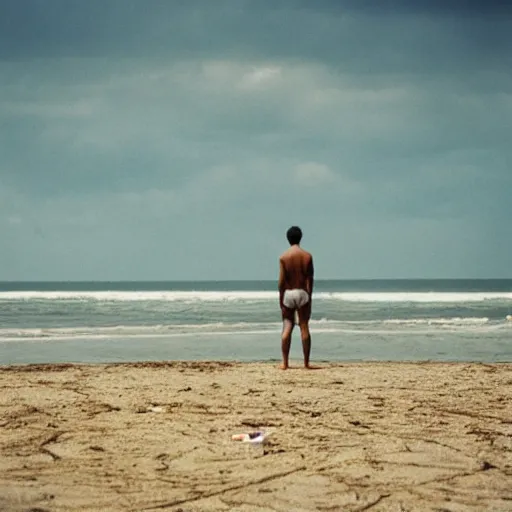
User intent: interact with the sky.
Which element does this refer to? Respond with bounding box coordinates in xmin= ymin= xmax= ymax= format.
xmin=0 ymin=0 xmax=511 ymax=281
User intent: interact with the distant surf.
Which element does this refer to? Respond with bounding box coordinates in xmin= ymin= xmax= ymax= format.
xmin=0 ymin=317 xmax=508 ymax=343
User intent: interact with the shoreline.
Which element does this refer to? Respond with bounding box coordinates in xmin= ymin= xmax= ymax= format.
xmin=2 ymin=358 xmax=512 ymax=369
xmin=2 ymin=358 xmax=512 ymax=370
xmin=1 ymin=361 xmax=511 ymax=511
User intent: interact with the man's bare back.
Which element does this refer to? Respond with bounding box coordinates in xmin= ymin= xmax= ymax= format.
xmin=278 ymin=226 xmax=314 ymax=370
xmin=279 ymin=246 xmax=314 ymax=295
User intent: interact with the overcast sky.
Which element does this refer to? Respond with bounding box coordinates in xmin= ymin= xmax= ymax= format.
xmin=1 ymin=0 xmax=511 ymax=280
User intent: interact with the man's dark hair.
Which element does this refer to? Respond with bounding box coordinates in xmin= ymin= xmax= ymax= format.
xmin=286 ymin=226 xmax=303 ymax=245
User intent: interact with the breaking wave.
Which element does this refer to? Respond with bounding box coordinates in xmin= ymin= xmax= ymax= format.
xmin=1 ymin=290 xmax=511 ymax=303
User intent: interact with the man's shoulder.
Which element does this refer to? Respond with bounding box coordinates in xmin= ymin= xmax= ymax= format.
xmin=280 ymin=248 xmax=293 ymax=260
xmin=300 ymin=248 xmax=313 ymax=259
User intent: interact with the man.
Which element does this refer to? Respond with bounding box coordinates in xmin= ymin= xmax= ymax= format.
xmin=278 ymin=226 xmax=314 ymax=370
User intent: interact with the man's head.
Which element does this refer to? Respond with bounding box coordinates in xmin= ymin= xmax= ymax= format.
xmin=286 ymin=226 xmax=303 ymax=246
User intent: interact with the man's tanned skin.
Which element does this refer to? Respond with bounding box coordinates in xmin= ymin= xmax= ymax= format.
xmin=278 ymin=226 xmax=314 ymax=370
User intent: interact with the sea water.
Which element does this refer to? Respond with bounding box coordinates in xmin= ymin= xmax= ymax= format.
xmin=0 ymin=280 xmax=511 ymax=365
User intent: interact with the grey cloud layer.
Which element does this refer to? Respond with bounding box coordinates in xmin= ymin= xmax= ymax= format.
xmin=2 ymin=59 xmax=509 ymax=197
xmin=1 ymin=0 xmax=510 ymax=76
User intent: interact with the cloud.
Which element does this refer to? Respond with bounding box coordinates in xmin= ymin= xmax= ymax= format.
xmin=6 ymin=215 xmax=22 ymax=226
xmin=0 ymin=1 xmax=511 ymax=279
xmin=295 ymin=162 xmax=336 ymax=186
xmin=239 ymin=66 xmax=282 ymax=89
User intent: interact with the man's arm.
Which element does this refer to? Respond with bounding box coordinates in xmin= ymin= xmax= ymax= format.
xmin=278 ymin=258 xmax=286 ymax=307
xmin=306 ymin=256 xmax=314 ymax=298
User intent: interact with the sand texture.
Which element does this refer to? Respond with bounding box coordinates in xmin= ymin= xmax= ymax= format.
xmin=1 ymin=361 xmax=512 ymax=512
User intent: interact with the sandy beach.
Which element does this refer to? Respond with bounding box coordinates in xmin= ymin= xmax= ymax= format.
xmin=1 ymin=361 xmax=511 ymax=512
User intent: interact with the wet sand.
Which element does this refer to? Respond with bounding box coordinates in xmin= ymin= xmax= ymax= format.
xmin=1 ymin=361 xmax=511 ymax=511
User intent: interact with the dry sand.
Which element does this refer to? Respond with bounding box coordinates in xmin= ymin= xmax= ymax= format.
xmin=1 ymin=361 xmax=511 ymax=512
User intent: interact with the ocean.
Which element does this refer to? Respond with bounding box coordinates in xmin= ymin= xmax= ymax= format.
xmin=1 ymin=280 xmax=511 ymax=365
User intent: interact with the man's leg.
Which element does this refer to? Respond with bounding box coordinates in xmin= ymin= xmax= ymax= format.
xmin=280 ymin=318 xmax=294 ymax=370
xmin=298 ymin=304 xmax=312 ymax=368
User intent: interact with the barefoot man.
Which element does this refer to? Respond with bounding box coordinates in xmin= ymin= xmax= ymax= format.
xmin=278 ymin=226 xmax=314 ymax=370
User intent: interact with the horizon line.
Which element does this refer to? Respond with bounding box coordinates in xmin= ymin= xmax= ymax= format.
xmin=1 ymin=277 xmax=512 ymax=283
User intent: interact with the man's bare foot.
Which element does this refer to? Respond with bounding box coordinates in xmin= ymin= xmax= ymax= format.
xmin=279 ymin=363 xmax=289 ymax=370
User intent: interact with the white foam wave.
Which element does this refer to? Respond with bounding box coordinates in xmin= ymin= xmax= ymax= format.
xmin=0 ymin=322 xmax=280 ymax=341
xmin=383 ymin=317 xmax=489 ymax=326
xmin=332 ymin=292 xmax=512 ymax=303
xmin=1 ymin=291 xmax=511 ymax=303
xmin=0 ymin=291 xmax=274 ymax=302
